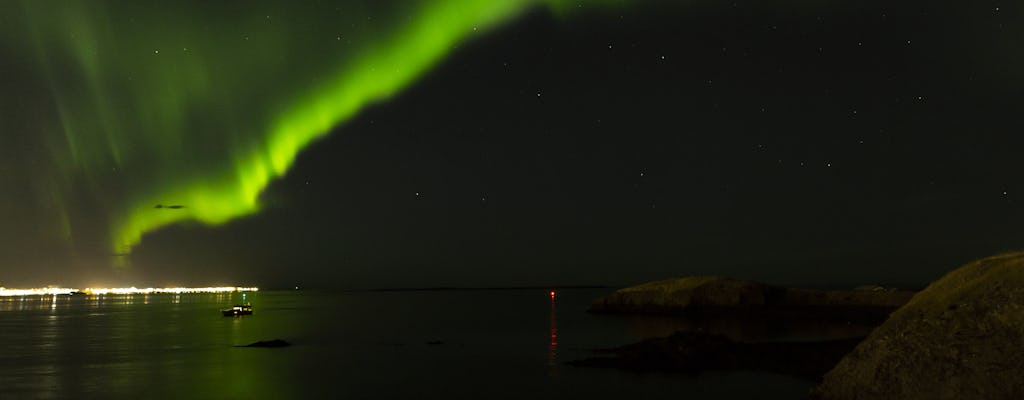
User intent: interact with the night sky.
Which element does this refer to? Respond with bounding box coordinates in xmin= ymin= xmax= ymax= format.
xmin=0 ymin=0 xmax=1021 ymax=289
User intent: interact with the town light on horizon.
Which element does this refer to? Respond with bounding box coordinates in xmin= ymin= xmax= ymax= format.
xmin=0 ymin=286 xmax=258 ymax=297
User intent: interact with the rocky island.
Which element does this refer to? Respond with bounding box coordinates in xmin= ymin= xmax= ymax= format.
xmin=590 ymin=276 xmax=916 ymax=324
xmin=575 ymin=276 xmax=915 ymax=379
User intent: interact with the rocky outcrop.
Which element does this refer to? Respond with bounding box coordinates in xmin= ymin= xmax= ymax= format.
xmin=591 ymin=277 xmax=776 ymax=311
xmin=814 ymin=252 xmax=1024 ymax=399
xmin=237 ymin=339 xmax=290 ymax=348
xmin=570 ymin=331 xmax=864 ymax=380
xmin=590 ymin=276 xmax=915 ymax=323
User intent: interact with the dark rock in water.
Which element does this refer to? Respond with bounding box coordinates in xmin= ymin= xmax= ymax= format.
xmin=569 ymin=331 xmax=863 ymax=380
xmin=814 ymin=252 xmax=1024 ymax=399
xmin=589 ymin=276 xmax=915 ymax=324
xmin=238 ymin=339 xmax=290 ymax=348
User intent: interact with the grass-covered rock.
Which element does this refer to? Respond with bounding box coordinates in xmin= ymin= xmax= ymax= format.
xmin=814 ymin=252 xmax=1024 ymax=399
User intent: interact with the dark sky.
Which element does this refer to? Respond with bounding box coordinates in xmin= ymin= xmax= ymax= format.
xmin=0 ymin=0 xmax=1021 ymax=289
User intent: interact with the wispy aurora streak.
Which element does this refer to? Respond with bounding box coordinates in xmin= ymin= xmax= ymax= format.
xmin=0 ymin=0 xmax=625 ymax=257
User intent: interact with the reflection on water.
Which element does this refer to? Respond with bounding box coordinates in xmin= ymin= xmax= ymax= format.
xmin=548 ymin=291 xmax=558 ymax=377
xmin=0 ymin=291 xmax=255 ymax=398
xmin=0 ymin=289 xmax=813 ymax=399
xmin=0 ymin=292 xmax=235 ymax=312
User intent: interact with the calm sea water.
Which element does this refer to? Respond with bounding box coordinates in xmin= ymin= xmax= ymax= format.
xmin=0 ymin=289 xmax=823 ymax=399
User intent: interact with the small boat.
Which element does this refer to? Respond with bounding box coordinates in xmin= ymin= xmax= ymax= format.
xmin=222 ymin=304 xmax=253 ymax=316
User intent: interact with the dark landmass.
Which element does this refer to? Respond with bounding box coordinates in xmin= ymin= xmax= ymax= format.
xmin=814 ymin=252 xmax=1024 ymax=399
xmin=236 ymin=339 xmax=290 ymax=348
xmin=570 ymin=331 xmax=864 ymax=380
xmin=590 ymin=276 xmax=915 ymax=325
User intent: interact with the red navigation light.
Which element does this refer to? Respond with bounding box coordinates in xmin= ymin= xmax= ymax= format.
xmin=549 ymin=290 xmax=556 ymax=298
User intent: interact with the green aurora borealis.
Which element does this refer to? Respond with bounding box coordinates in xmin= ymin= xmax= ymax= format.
xmin=0 ymin=0 xmax=624 ymax=257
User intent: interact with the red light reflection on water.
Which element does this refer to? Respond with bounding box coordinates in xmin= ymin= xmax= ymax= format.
xmin=548 ymin=289 xmax=558 ymax=376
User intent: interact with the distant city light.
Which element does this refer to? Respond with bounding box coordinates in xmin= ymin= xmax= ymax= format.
xmin=0 ymin=287 xmax=76 ymax=297
xmin=0 ymin=286 xmax=258 ymax=297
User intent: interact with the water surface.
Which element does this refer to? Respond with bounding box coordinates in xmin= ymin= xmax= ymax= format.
xmin=0 ymin=289 xmax=818 ymax=399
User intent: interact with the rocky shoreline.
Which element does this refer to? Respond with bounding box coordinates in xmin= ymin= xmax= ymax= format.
xmin=569 ymin=331 xmax=864 ymax=380
xmin=573 ymin=276 xmax=914 ymax=381
xmin=574 ymin=253 xmax=1024 ymax=398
